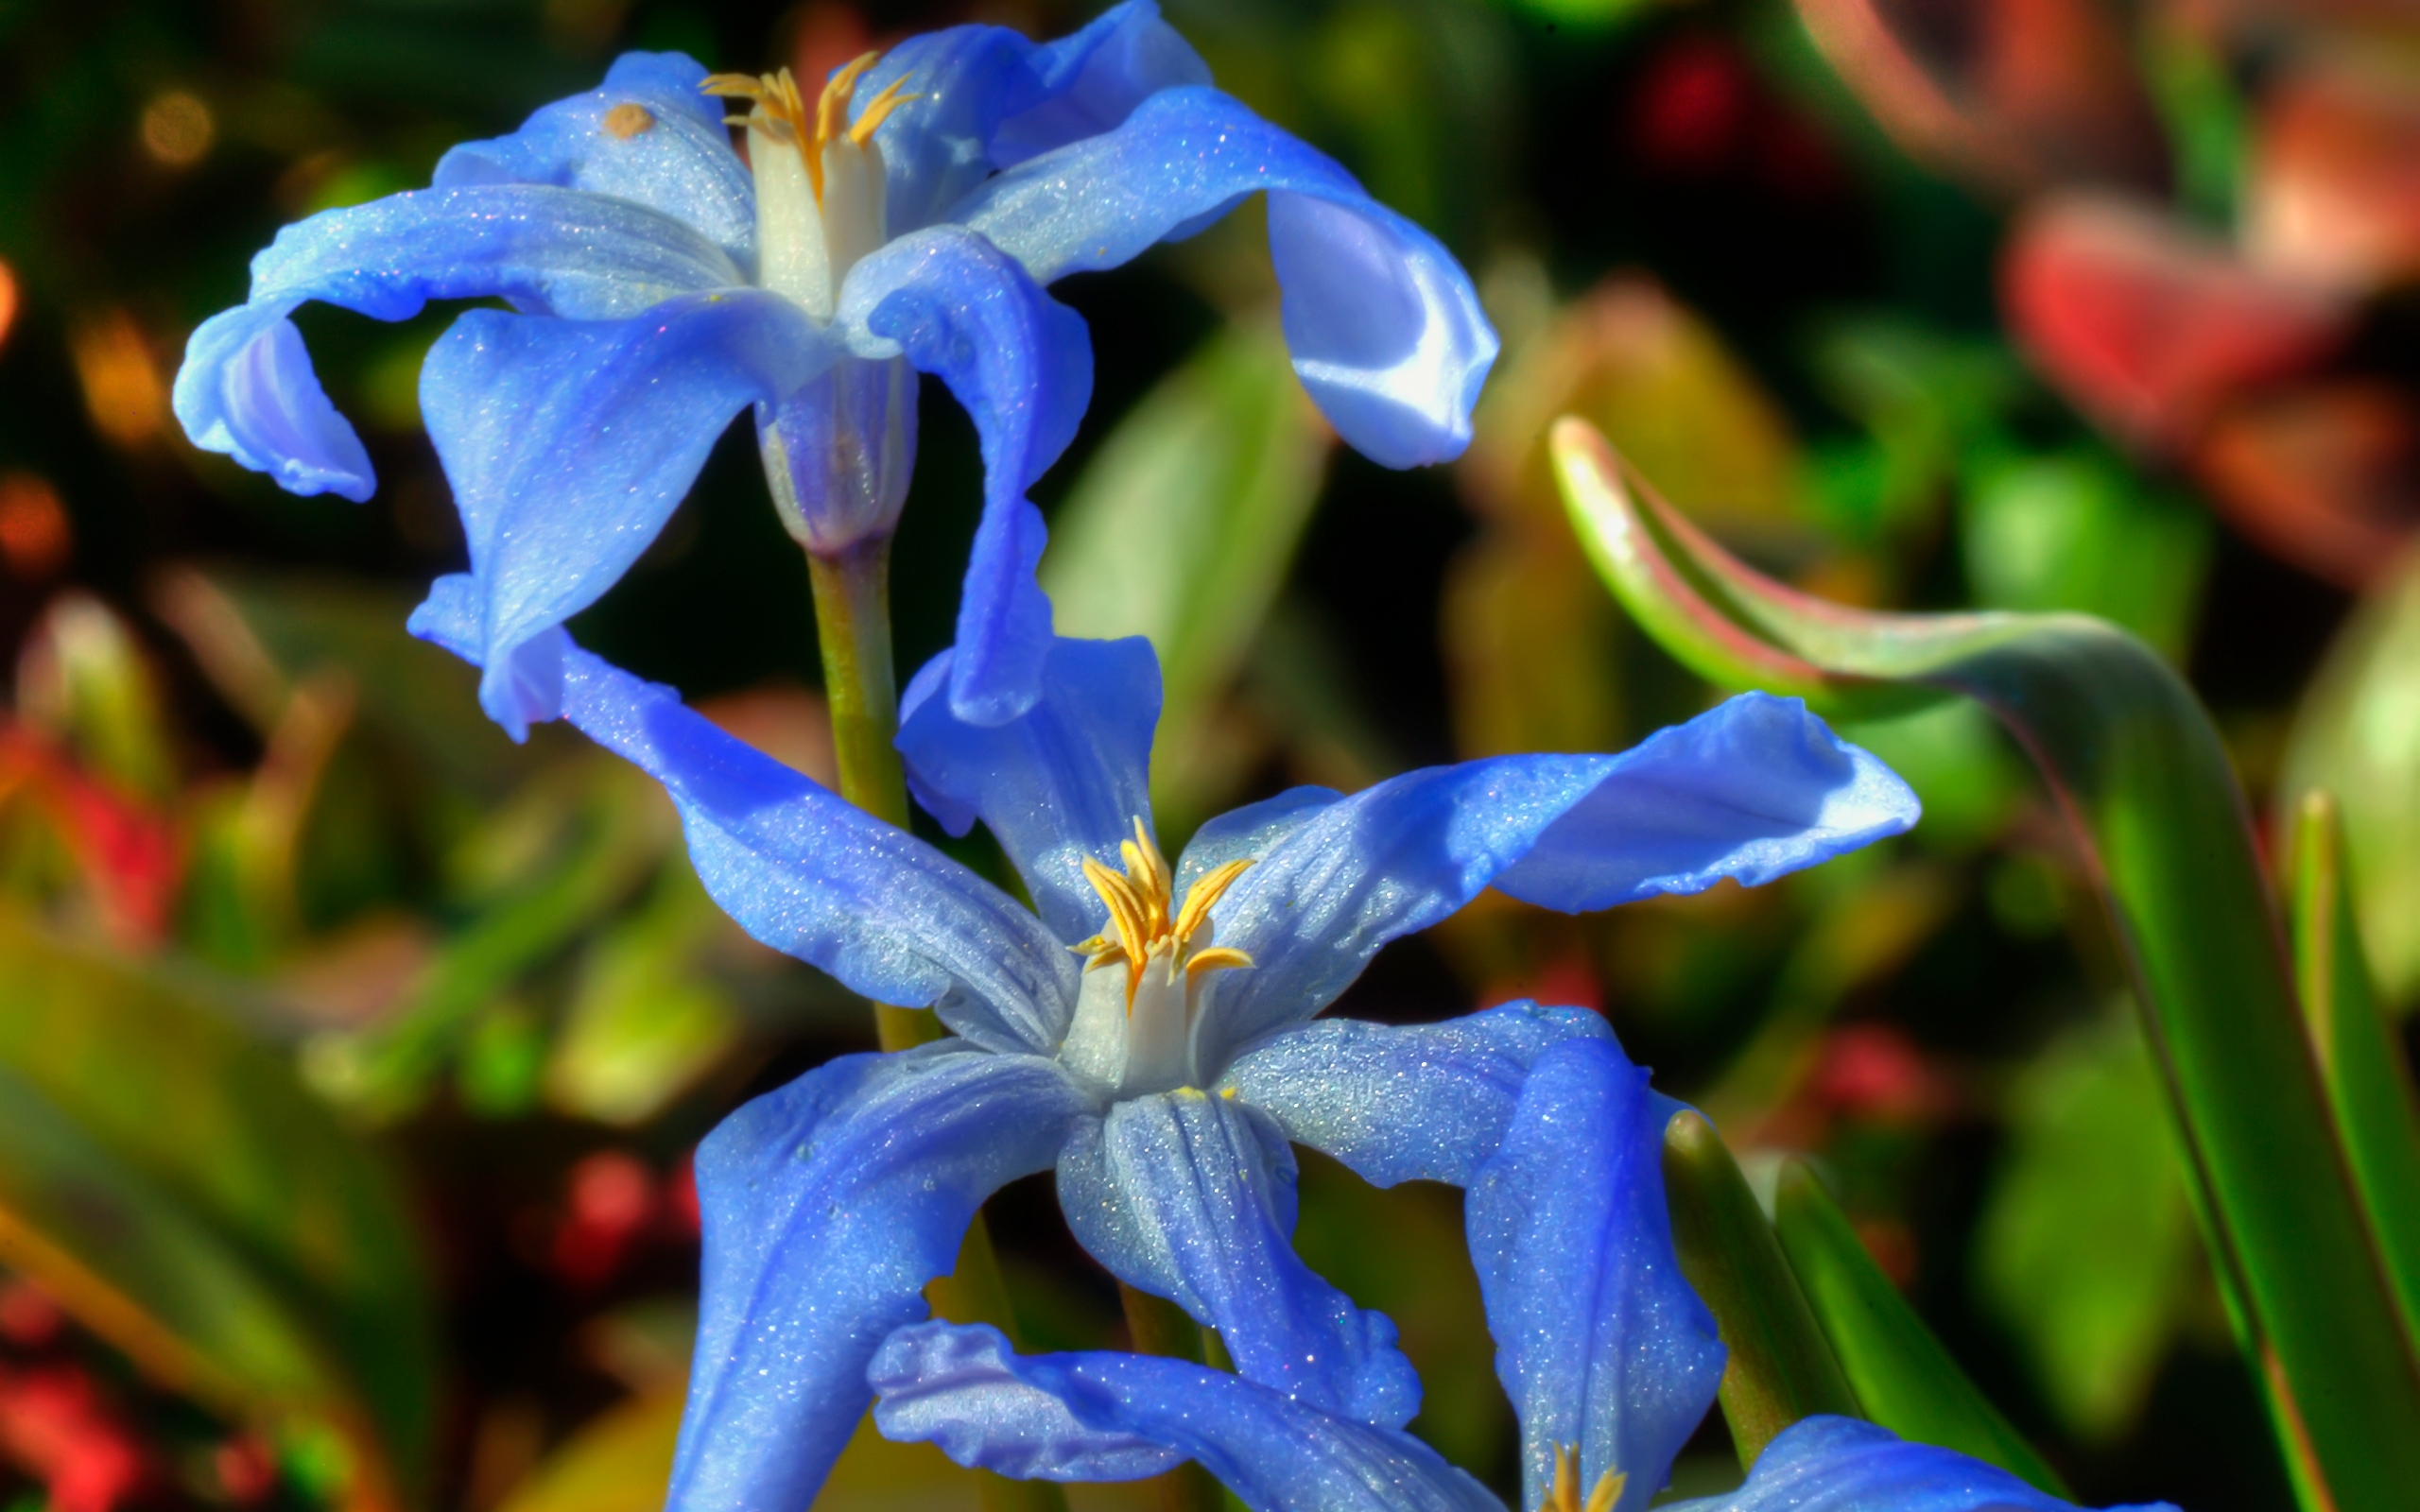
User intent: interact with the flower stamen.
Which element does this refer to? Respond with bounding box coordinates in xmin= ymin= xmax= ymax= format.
xmin=1073 ymin=817 xmax=1256 ymax=1010
xmin=1545 ymin=1444 xmax=1624 ymax=1512
xmin=702 ymin=54 xmax=918 ymax=206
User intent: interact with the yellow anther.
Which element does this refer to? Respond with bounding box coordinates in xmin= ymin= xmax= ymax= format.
xmin=848 ymin=74 xmax=921 ymax=146
xmin=1545 ymin=1445 xmax=1625 ymax=1512
xmin=1078 ymin=817 xmax=1258 ymax=1011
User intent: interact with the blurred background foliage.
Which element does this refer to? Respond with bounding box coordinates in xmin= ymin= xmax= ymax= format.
xmin=0 ymin=0 xmax=2416 ymax=1509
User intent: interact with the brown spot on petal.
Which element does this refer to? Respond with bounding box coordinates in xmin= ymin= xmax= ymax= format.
xmin=602 ymin=103 xmax=655 ymax=140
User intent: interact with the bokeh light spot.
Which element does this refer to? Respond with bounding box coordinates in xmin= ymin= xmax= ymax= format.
xmin=0 ymin=472 xmax=71 ymax=580
xmin=139 ymin=90 xmax=214 ymax=167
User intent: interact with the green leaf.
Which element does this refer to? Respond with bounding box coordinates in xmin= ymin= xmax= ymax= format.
xmin=1662 ymin=1111 xmax=1860 ymax=1466
xmin=2288 ymin=791 xmax=2420 ymax=1342
xmin=1773 ymin=1160 xmax=2068 ymax=1495
xmin=2279 ymin=549 xmax=2420 ymax=1009
xmin=1975 ymin=1012 xmax=2197 ymax=1442
xmin=1554 ymin=417 xmax=2420 ymax=1510
xmin=0 ymin=909 xmax=437 ymax=1509
xmin=1040 ymin=320 xmax=1331 ymax=831
xmin=15 ymin=593 xmax=179 ymax=803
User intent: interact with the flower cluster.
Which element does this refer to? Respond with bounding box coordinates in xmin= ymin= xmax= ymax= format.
xmin=176 ymin=8 xmax=2191 ymax=1511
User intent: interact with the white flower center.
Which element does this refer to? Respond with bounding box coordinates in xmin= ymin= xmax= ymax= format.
xmin=1056 ymin=818 xmax=1256 ymax=1100
xmin=704 ymin=56 xmax=916 ymax=321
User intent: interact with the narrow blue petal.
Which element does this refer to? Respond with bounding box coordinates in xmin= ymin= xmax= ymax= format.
xmin=989 ymin=1 xmax=1212 ymax=169
xmin=1197 ymin=695 xmax=1915 ymax=1069
xmin=670 ymin=1046 xmax=1096 ymax=1512
xmin=861 ymin=2 xmax=1207 ymax=235
xmin=410 ymin=578 xmax=1079 ymax=1052
xmin=174 ymin=309 xmax=376 ymax=500
xmin=952 ymin=87 xmax=1496 ymax=467
xmin=895 ymin=635 xmax=1160 ymax=944
xmin=1467 ymin=1039 xmax=1725 ymax=1512
xmin=872 ymin=1322 xmax=1504 ymax=1512
xmin=753 ymin=354 xmax=918 ymax=553
xmin=417 ymin=294 xmax=839 ymax=738
xmin=1173 ymin=785 xmax=1340 ymax=896
xmin=1054 ymin=1091 xmax=1420 ymax=1428
xmin=1660 ymin=1418 xmax=2179 ymax=1512
xmin=432 ymin=51 xmax=755 ymax=266
xmin=171 ymin=185 xmax=742 ymax=499
xmin=836 ymin=228 xmax=1094 ymax=726
xmin=1219 ymin=1001 xmax=1612 ymax=1189
xmin=1490 ymin=692 xmax=1921 ymax=912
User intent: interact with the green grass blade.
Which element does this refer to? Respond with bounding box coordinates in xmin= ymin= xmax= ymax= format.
xmin=2290 ymin=791 xmax=2420 ymax=1346
xmin=1772 ymin=1161 xmax=2068 ymax=1495
xmin=1553 ymin=417 xmax=2420 ymax=1510
xmin=1663 ymin=1111 xmax=1861 ymax=1465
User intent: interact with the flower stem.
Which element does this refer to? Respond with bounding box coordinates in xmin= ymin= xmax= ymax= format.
xmin=804 ymin=538 xmax=939 ymax=1054
xmin=804 ymin=536 xmax=1063 ymax=1512
xmin=1118 ymin=1283 xmax=1230 ymax=1512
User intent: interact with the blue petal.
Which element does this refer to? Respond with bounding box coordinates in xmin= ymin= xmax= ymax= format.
xmin=1660 ymin=1418 xmax=2179 ymax=1512
xmin=861 ymin=2 xmax=1208 ymax=235
xmin=872 ymin=1322 xmax=1504 ymax=1512
xmin=410 ymin=578 xmax=1080 ymax=1053
xmin=1196 ymin=695 xmax=1916 ymax=1069
xmin=1467 ymin=1039 xmax=1725 ymax=1512
xmin=989 ymin=1 xmax=1212 ymax=169
xmin=1219 ymin=1001 xmax=1613 ymax=1189
xmin=895 ymin=634 xmax=1161 ymax=944
xmin=753 ymin=354 xmax=918 ymax=553
xmin=432 ymin=52 xmax=755 ymax=266
xmin=670 ymin=1044 xmax=1096 ymax=1512
xmin=172 ymin=185 xmax=743 ymax=500
xmin=416 ymin=293 xmax=839 ymax=738
xmin=1173 ymin=785 xmax=1340 ymax=896
xmin=836 ymin=228 xmax=1094 ymax=726
xmin=1490 ymin=692 xmax=1920 ymax=912
xmin=1055 ymin=1091 xmax=1420 ymax=1428
xmin=953 ymin=87 xmax=1496 ymax=468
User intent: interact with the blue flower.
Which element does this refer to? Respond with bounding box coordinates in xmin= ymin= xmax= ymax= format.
xmin=169 ymin=1 xmax=1499 ymax=737
xmin=872 ymin=1044 xmax=2185 ymax=1512
xmin=411 ymin=579 xmax=1914 ymax=1512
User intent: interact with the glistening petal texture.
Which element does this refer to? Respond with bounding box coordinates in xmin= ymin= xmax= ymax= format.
xmin=418 ymin=293 xmax=840 ymax=738
xmin=1467 ymin=1039 xmax=1725 ymax=1512
xmin=1172 ymin=786 xmax=1340 ymax=897
xmin=432 ymin=51 xmax=756 ymax=265
xmin=1660 ymin=1418 xmax=2180 ymax=1512
xmin=837 ymin=228 xmax=1094 ymax=724
xmin=1195 ymin=753 xmax=1620 ymax=1069
xmin=1490 ymin=693 xmax=1921 ymax=913
xmin=1200 ymin=696 xmax=1915 ymax=1070
xmin=668 ymin=1045 xmax=1094 ymax=1512
xmin=872 ymin=1323 xmax=1504 ymax=1512
xmin=988 ymin=0 xmax=1212 ymax=169
xmin=860 ymin=1 xmax=1207 ymax=235
xmin=171 ymin=185 xmax=743 ymax=499
xmin=954 ymin=87 xmax=1496 ymax=466
xmin=895 ymin=635 xmax=1161 ymax=944
xmin=409 ymin=578 xmax=1079 ymax=1052
xmin=1055 ymin=1091 xmax=1421 ymax=1429
xmin=1218 ymin=1001 xmax=1612 ymax=1189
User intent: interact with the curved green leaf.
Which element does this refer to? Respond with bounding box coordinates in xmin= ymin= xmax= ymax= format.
xmin=1662 ymin=1111 xmax=1860 ymax=1466
xmin=1772 ymin=1161 xmax=2066 ymax=1495
xmin=1553 ymin=416 xmax=2420 ymax=1509
xmin=2289 ymin=791 xmax=2420 ymax=1341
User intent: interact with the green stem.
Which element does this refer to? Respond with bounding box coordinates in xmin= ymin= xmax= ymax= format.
xmin=1119 ymin=1283 xmax=1228 ymax=1512
xmin=805 ymin=539 xmax=941 ymax=1055
xmin=802 ymin=536 xmax=1058 ymax=1512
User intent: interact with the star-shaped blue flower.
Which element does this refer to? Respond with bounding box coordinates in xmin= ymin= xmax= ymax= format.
xmin=410 ymin=576 xmax=1916 ymax=1512
xmin=170 ymin=1 xmax=1498 ymax=737
xmin=873 ymin=1039 xmax=2187 ymax=1512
